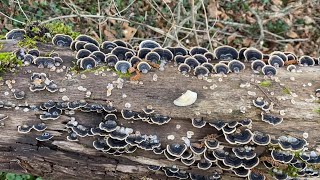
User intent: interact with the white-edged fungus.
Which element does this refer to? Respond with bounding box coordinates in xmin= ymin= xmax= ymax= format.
xmin=173 ymin=90 xmax=197 ymax=107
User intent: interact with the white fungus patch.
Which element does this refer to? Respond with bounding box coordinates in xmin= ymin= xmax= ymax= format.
xmin=187 ymin=131 xmax=194 ymax=138
xmin=125 ymin=103 xmax=131 ymax=108
xmin=181 ymin=137 xmax=191 ymax=147
xmin=62 ymin=95 xmax=69 ymax=101
xmin=247 ymin=91 xmax=256 ymax=96
xmin=152 ymin=74 xmax=158 ymax=81
xmin=86 ymin=91 xmax=91 ymax=98
xmin=80 ymin=74 xmax=87 ymax=79
xmin=167 ymin=135 xmax=175 ymax=140
xmin=303 ymin=132 xmax=309 ymax=139
xmin=176 ymin=124 xmax=181 ymax=129
xmin=59 ymin=88 xmax=66 ymax=93
xmin=173 ymin=90 xmax=197 ymax=107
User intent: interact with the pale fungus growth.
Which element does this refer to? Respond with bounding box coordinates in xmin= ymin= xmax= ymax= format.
xmin=167 ymin=135 xmax=175 ymax=140
xmin=173 ymin=90 xmax=197 ymax=107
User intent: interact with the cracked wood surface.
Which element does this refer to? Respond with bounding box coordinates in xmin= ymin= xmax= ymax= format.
xmin=0 ymin=40 xmax=319 ymax=179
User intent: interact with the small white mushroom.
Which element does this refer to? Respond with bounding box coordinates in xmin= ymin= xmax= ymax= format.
xmin=173 ymin=90 xmax=197 ymax=107
xmin=167 ymin=135 xmax=175 ymax=140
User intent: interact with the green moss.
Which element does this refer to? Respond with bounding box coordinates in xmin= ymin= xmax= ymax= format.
xmin=266 ymin=19 xmax=289 ymax=36
xmin=0 ymin=52 xmax=22 ymax=77
xmin=0 ymin=171 xmax=41 ymax=180
xmin=259 ymin=80 xmax=272 ymax=87
xmin=45 ymin=22 xmax=80 ymax=39
xmin=0 ymin=34 xmax=5 ymax=40
xmin=116 ymin=71 xmax=132 ymax=79
xmin=314 ymin=108 xmax=320 ymax=114
xmin=282 ymin=87 xmax=291 ymax=95
xmin=17 ymin=36 xmax=37 ymax=49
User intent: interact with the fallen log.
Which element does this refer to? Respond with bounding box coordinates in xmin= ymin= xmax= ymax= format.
xmin=0 ymin=40 xmax=319 ymax=179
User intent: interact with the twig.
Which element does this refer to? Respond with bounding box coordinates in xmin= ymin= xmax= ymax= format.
xmin=250 ymin=8 xmax=264 ymax=48
xmin=200 ymin=0 xmax=213 ymax=51
xmin=15 ymin=0 xmax=30 ymax=22
xmin=97 ymin=0 xmax=102 ymax=40
xmin=255 ymin=84 xmax=274 ymax=103
xmin=191 ymin=0 xmax=199 ymax=46
xmin=276 ymin=38 xmax=309 ymax=43
xmin=0 ymin=11 xmax=26 ymax=25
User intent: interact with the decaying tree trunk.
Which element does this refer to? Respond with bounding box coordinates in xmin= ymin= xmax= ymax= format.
xmin=0 ymin=40 xmax=319 ymax=179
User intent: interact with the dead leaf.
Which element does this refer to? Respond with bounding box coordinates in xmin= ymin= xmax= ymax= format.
xmin=103 ymin=29 xmax=116 ymax=40
xmin=286 ymin=31 xmax=298 ymax=38
xmin=227 ymin=34 xmax=236 ymax=44
xmin=303 ymin=16 xmax=315 ymax=24
xmin=207 ymin=0 xmax=221 ymax=18
xmin=246 ymin=16 xmax=256 ymax=24
xmin=242 ymin=38 xmax=254 ymax=47
xmin=271 ymin=0 xmax=282 ymax=6
xmin=284 ymin=43 xmax=295 ymax=53
xmin=122 ymin=22 xmax=137 ymax=41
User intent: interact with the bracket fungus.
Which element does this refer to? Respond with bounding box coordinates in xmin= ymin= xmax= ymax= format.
xmin=153 ymin=48 xmax=173 ymax=61
xmin=191 ymin=117 xmax=206 ymax=128
xmin=36 ymin=132 xmax=54 ymax=141
xmin=298 ymin=55 xmax=315 ymax=66
xmin=84 ymin=43 xmax=99 ymax=52
xmin=251 ymin=60 xmax=266 ymax=72
xmin=173 ymin=90 xmax=197 ymax=107
xmin=252 ymin=131 xmax=270 ymax=146
xmin=261 ymin=112 xmax=283 ymax=125
xmin=146 ymin=52 xmax=160 ymax=63
xmin=79 ymin=57 xmax=96 ymax=70
xmin=178 ymin=63 xmax=191 ymax=74
xmin=193 ymin=54 xmax=208 ymax=64
xmin=139 ymin=40 xmax=161 ymax=49
xmin=244 ymin=48 xmax=263 ymax=62
xmin=208 ymin=120 xmax=226 ymax=131
xmin=115 ymin=60 xmax=131 ymax=74
xmin=225 ymin=129 xmax=253 ymax=145
xmin=261 ymin=65 xmax=277 ymax=76
xmin=33 ymin=123 xmax=47 ymax=132
xmin=52 ymin=34 xmax=73 ymax=47
xmin=228 ymin=60 xmax=245 ymax=73
xmin=194 ymin=66 xmax=209 ymax=77
xmin=99 ymin=120 xmax=118 ymax=132
xmin=214 ymin=63 xmax=230 ymax=74
xmin=271 ymin=150 xmax=293 ymax=163
xmin=197 ymin=159 xmax=212 ymax=170
xmin=287 ymin=64 xmax=297 ymax=72
xmin=18 ymin=124 xmax=33 ymax=133
xmin=75 ymin=34 xmax=99 ymax=47
xmin=232 ymin=146 xmax=256 ymax=160
xmin=185 ymin=57 xmax=200 ymax=69
xmin=137 ymin=61 xmax=152 ymax=74
xmin=190 ymin=143 xmax=207 ymax=155
xmin=268 ymin=55 xmax=285 ymax=68
xmin=5 ymin=29 xmax=26 ymax=40
xmin=214 ymin=45 xmax=239 ymax=61
xmin=189 ymin=47 xmax=208 ymax=55
xmin=278 ymin=136 xmax=306 ymax=151
xmin=166 ymin=144 xmax=187 ymax=157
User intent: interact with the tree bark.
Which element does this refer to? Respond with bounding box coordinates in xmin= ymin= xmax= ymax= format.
xmin=0 ymin=40 xmax=319 ymax=179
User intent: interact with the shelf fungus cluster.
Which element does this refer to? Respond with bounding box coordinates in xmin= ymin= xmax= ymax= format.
xmin=15 ymin=48 xmax=63 ymax=68
xmin=29 ymin=73 xmax=58 ymax=93
xmin=141 ymin=117 xmax=320 ymax=179
xmin=4 ymin=31 xmax=320 ymax=180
